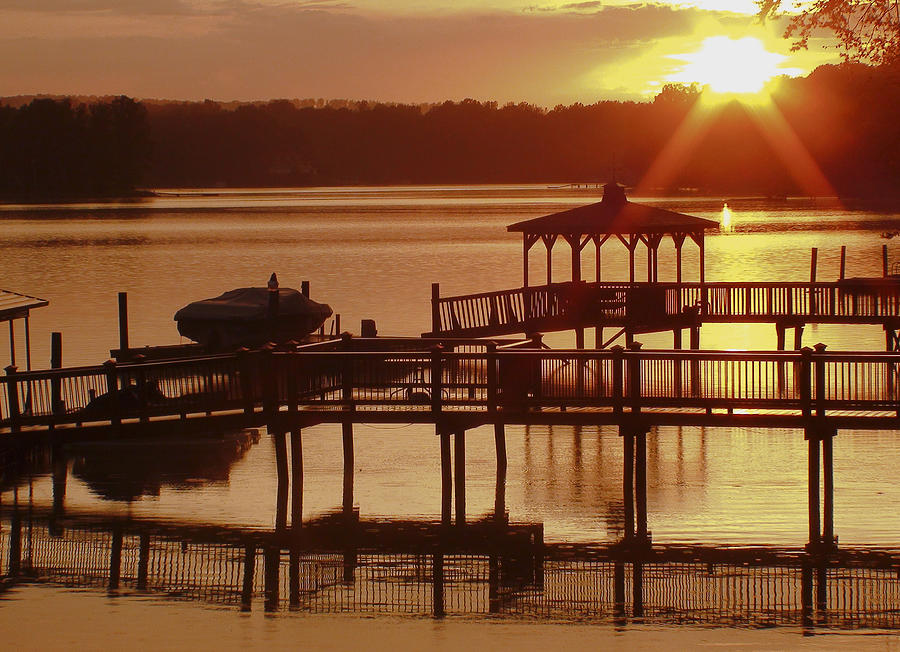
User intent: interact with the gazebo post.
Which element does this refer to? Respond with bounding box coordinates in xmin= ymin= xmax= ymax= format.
xmin=542 ymin=234 xmax=557 ymax=285
xmin=8 ymin=320 xmax=15 ymax=367
xmin=699 ymin=233 xmax=706 ymax=283
xmin=628 ymin=235 xmax=636 ymax=283
xmin=523 ymin=236 xmax=529 ymax=287
xmin=24 ymin=315 xmax=31 ymax=371
xmin=646 ymin=242 xmax=653 ymax=283
xmin=595 ymin=236 xmax=602 ymax=282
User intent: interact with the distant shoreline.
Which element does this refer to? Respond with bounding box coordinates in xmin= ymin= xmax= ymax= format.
xmin=0 ymin=189 xmax=158 ymax=204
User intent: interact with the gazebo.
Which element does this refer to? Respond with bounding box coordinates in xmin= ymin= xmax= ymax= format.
xmin=508 ymin=182 xmax=718 ymax=287
xmin=507 ymin=183 xmax=719 ymax=348
xmin=1 ymin=289 xmax=49 ymax=370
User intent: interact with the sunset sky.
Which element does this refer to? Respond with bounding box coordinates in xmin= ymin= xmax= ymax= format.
xmin=1 ymin=1 xmax=839 ymax=104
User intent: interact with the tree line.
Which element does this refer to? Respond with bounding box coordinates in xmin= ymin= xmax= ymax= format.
xmin=0 ymin=96 xmax=150 ymax=200
xmin=2 ymin=62 xmax=899 ymax=199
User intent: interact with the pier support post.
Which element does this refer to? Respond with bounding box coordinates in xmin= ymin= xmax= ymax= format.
xmin=274 ymin=432 xmax=289 ymax=531
xmin=50 ymin=332 xmax=63 ymax=418
xmin=635 ymin=430 xmax=649 ymax=542
xmin=454 ymin=429 xmax=466 ymax=527
xmin=494 ymin=423 xmax=507 ymax=522
xmin=622 ymin=429 xmax=635 ymax=541
xmin=440 ymin=429 xmax=452 ymax=527
xmin=290 ymin=429 xmax=303 ymax=529
xmin=342 ymin=422 xmax=354 ymax=518
xmin=823 ymin=429 xmax=836 ymax=548
xmin=807 ymin=428 xmax=821 ymax=548
xmin=118 ymin=291 xmax=129 ymax=354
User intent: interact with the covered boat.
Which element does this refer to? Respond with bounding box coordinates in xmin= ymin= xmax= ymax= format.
xmin=174 ymin=280 xmax=332 ymax=350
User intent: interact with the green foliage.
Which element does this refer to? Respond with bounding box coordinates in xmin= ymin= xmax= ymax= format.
xmin=759 ymin=0 xmax=900 ymax=64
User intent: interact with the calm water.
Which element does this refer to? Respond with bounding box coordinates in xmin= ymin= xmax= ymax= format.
xmin=3 ymin=186 xmax=900 ymax=645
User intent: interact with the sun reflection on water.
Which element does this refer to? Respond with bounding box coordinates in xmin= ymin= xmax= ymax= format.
xmin=721 ymin=201 xmax=733 ymax=231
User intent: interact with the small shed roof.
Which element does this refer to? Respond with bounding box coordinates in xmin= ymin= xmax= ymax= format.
xmin=0 ymin=289 xmax=49 ymax=322
xmin=507 ymin=184 xmax=719 ymax=236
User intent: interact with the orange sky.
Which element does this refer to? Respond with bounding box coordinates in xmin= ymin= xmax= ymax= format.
xmin=0 ymin=1 xmax=838 ymax=104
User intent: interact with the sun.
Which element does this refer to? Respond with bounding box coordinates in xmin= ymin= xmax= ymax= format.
xmin=666 ymin=36 xmax=801 ymax=98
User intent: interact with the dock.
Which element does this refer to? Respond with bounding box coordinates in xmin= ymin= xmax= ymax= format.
xmin=3 ymin=183 xmax=900 ymax=556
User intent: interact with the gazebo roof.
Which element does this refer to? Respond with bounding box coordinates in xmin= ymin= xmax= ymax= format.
xmin=507 ymin=184 xmax=719 ymax=236
xmin=0 ymin=289 xmax=48 ymax=322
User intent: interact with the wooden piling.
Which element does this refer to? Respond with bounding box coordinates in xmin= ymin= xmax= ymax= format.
xmin=808 ymin=429 xmax=821 ymax=547
xmin=635 ymin=430 xmax=648 ymax=541
xmin=623 ymin=429 xmax=635 ymax=540
xmin=883 ymin=244 xmax=889 ymax=277
xmin=118 ymin=292 xmax=128 ymax=354
xmin=291 ymin=429 xmax=303 ymax=529
xmin=274 ymin=432 xmax=289 ymax=531
xmin=823 ymin=430 xmax=835 ymax=547
xmin=50 ymin=332 xmax=63 ymax=418
xmin=840 ymin=245 xmax=846 ymax=280
xmin=342 ymin=422 xmax=354 ymax=517
xmin=810 ymin=247 xmax=818 ymax=283
xmin=494 ymin=424 xmax=508 ymax=522
xmin=440 ymin=430 xmax=452 ymax=527
xmin=454 ymin=430 xmax=466 ymax=527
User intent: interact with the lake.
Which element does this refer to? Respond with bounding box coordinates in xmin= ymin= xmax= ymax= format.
xmin=2 ymin=185 xmax=900 ymax=647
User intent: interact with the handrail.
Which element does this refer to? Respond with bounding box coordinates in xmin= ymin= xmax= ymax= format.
xmin=2 ymin=347 xmax=898 ymax=431
xmin=428 ymin=280 xmax=900 ymax=335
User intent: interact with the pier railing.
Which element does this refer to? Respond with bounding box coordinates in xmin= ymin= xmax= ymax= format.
xmin=428 ymin=280 xmax=900 ymax=336
xmin=3 ymin=345 xmax=898 ymax=432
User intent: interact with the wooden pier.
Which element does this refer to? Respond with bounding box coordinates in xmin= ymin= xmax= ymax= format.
xmin=2 ymin=335 xmax=899 ymax=551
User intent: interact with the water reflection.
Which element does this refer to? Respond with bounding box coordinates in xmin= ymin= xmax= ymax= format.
xmin=1 ymin=506 xmax=899 ymax=630
xmin=68 ymin=431 xmax=259 ymax=502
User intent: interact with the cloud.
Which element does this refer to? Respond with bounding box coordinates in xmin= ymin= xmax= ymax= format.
xmin=0 ymin=2 xmax=754 ymax=103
